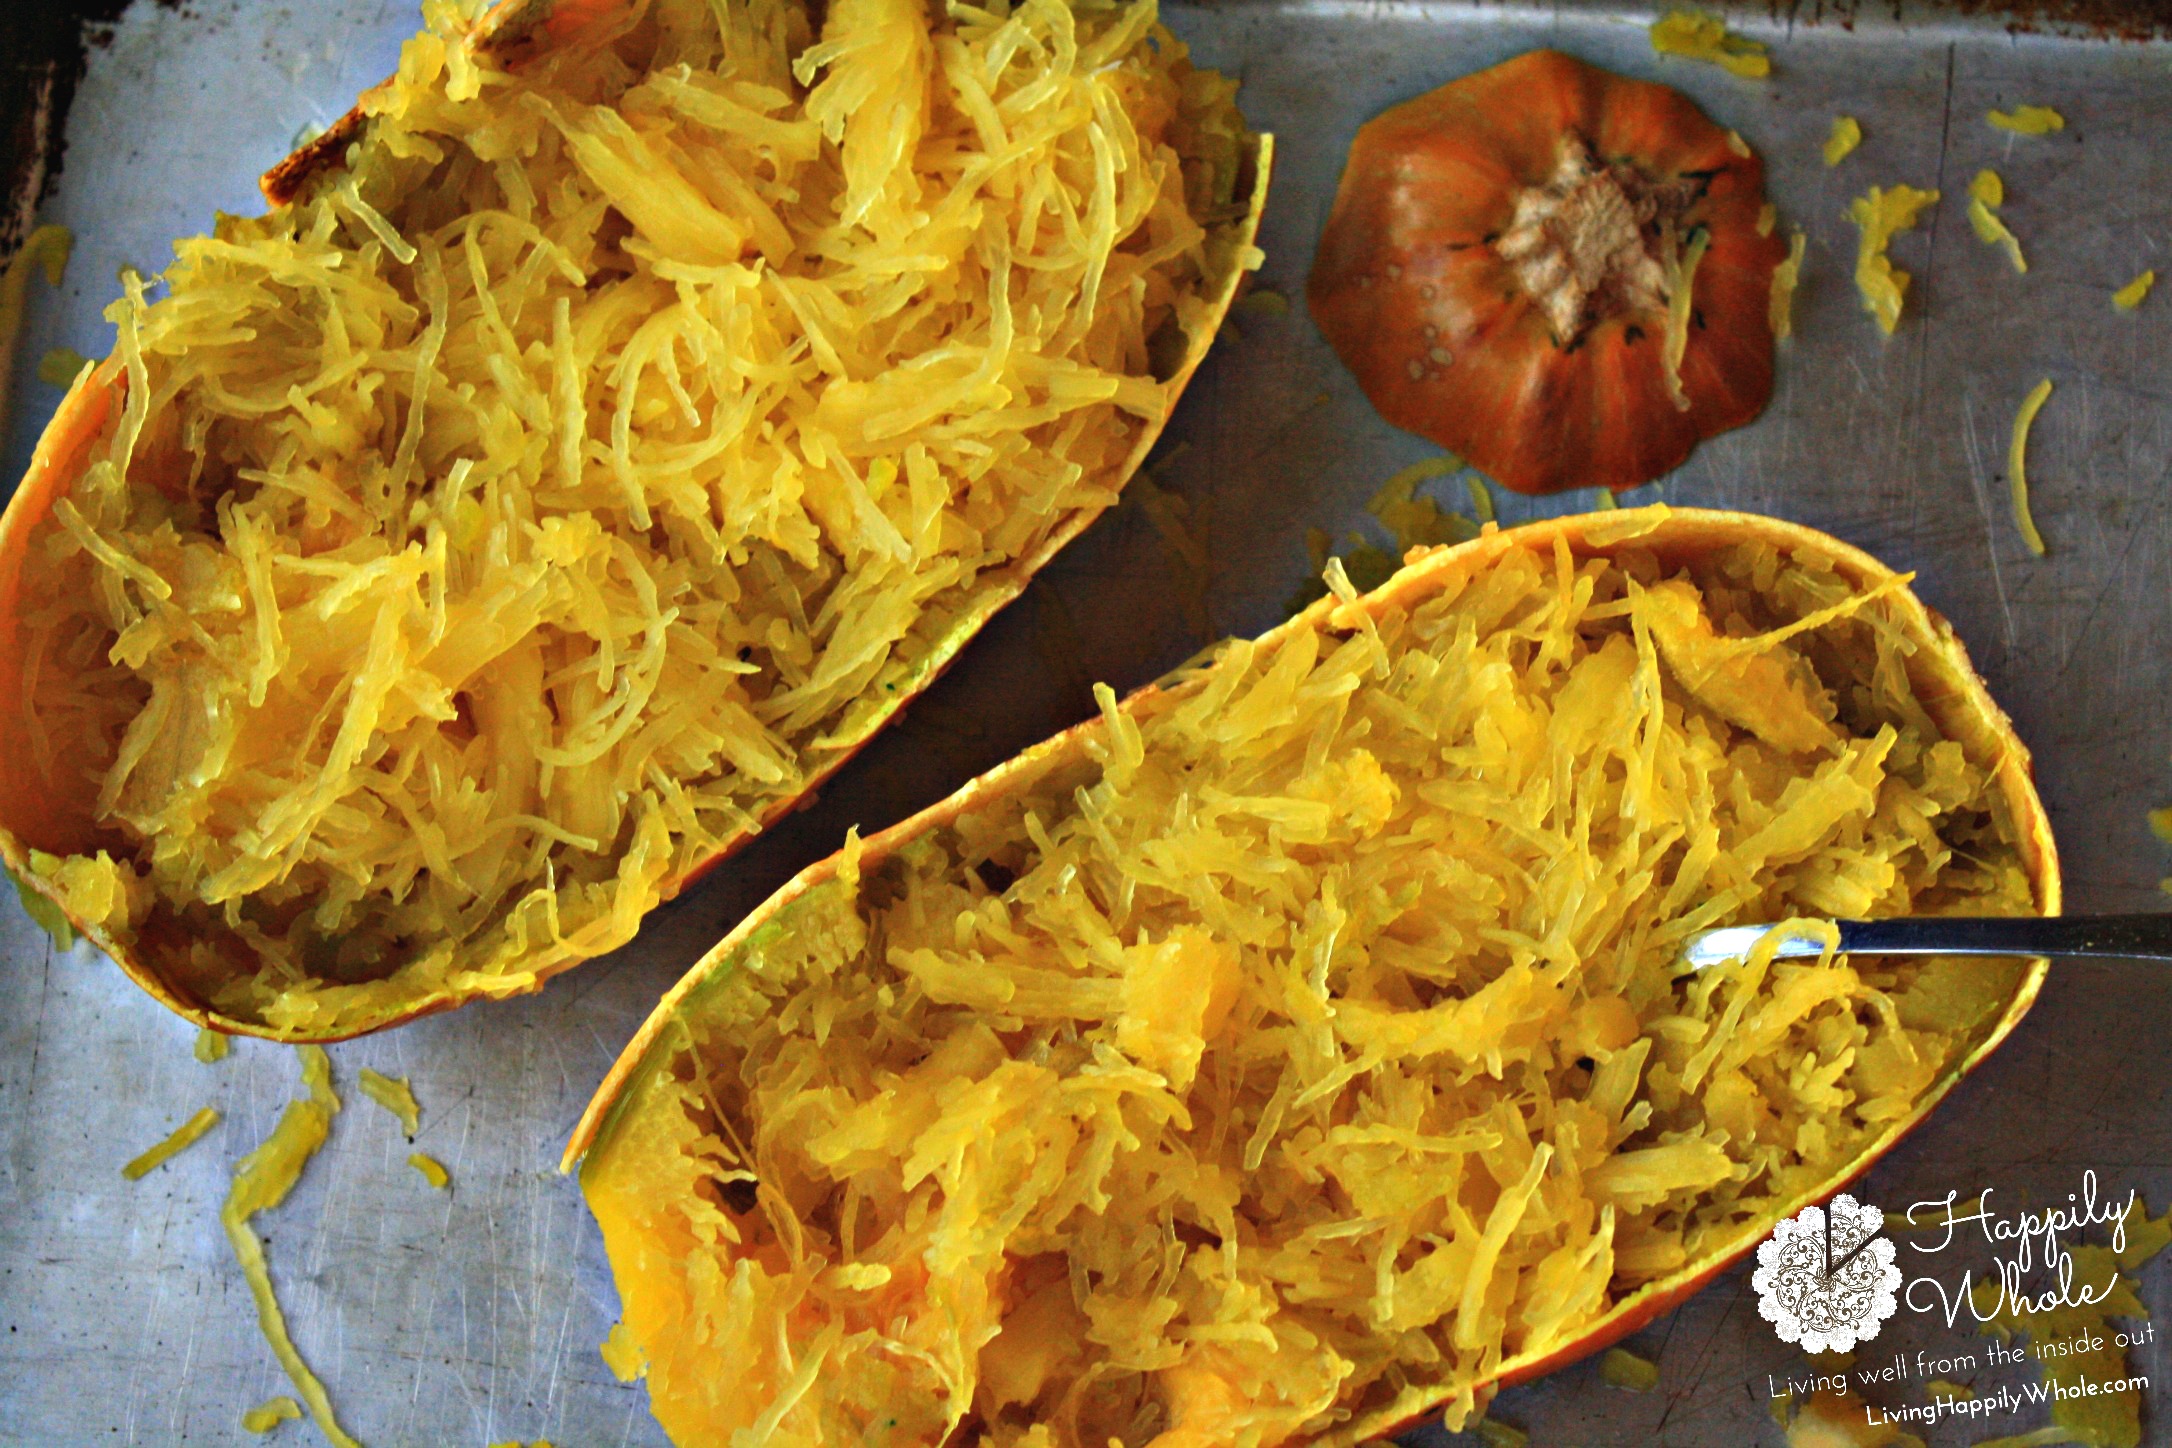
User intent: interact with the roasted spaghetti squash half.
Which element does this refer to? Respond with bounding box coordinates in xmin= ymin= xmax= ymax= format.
xmin=569 ymin=506 xmax=2056 ymax=1448
xmin=0 ymin=0 xmax=1270 ymax=1039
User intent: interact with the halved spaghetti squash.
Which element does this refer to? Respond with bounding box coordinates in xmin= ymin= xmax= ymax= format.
xmin=568 ymin=506 xmax=2056 ymax=1447
xmin=0 ymin=0 xmax=1268 ymax=1038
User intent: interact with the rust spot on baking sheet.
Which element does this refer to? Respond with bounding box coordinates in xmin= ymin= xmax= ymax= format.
xmin=1774 ymin=0 xmax=2171 ymax=40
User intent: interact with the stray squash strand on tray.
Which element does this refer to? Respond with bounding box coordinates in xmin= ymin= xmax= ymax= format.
xmin=580 ymin=524 xmax=2041 ymax=1447
xmin=3 ymin=0 xmax=1257 ymax=1037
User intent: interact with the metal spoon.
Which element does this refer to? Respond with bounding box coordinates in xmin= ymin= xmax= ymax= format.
xmin=1679 ymin=914 xmax=2172 ymax=972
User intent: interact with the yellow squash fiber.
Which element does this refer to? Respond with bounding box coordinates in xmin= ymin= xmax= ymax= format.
xmin=2008 ymin=378 xmax=2054 ymax=557
xmin=1769 ymin=228 xmax=1806 ymax=340
xmin=1822 ymin=116 xmax=1861 ymax=167
xmin=358 ymin=1068 xmax=421 ymax=1136
xmin=1661 ymin=228 xmax=1711 ymax=411
xmin=1600 ymin=1348 xmax=1660 ymax=1392
xmin=1967 ymin=170 xmax=2026 ymax=274
xmin=1848 ymin=184 xmax=1939 ymax=335
xmin=0 ymin=226 xmax=72 ymax=428
xmin=572 ymin=508 xmax=2054 ymax=1447
xmin=1987 ymin=105 xmax=2064 ymax=136
xmin=241 ymin=1397 xmax=303 ymax=1434
xmin=225 ymin=1046 xmax=353 ymax=1447
xmin=1648 ymin=10 xmax=1772 ymax=78
xmin=601 ymin=1321 xmax=648 ymax=1382
xmin=0 ymin=0 xmax=1264 ymax=1040
xmin=121 ymin=1105 xmax=221 ymax=1179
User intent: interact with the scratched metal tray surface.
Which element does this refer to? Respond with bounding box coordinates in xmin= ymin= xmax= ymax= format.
xmin=3 ymin=0 xmax=2171 ymax=1444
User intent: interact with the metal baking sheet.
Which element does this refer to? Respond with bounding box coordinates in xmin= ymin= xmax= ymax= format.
xmin=3 ymin=0 xmax=2171 ymax=1443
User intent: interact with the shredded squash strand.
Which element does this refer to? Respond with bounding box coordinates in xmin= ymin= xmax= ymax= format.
xmin=357 ymin=1068 xmax=421 ymax=1136
xmin=2007 ymin=378 xmax=2053 ymax=557
xmin=121 ymin=1105 xmax=221 ymax=1178
xmin=1770 ymin=228 xmax=1807 ymax=340
xmin=584 ymin=530 xmax=2035 ymax=1448
xmin=1848 ymin=184 xmax=1939 ymax=335
xmin=1967 ymin=169 xmax=2026 ymax=274
xmin=1661 ymin=228 xmax=1711 ymax=410
xmin=5 ymin=859 xmax=73 ymax=948
xmin=1601 ymin=1348 xmax=1661 ymax=1392
xmin=222 ymin=1046 xmax=355 ymax=1448
xmin=601 ymin=1321 xmax=647 ymax=1382
xmin=1649 ymin=10 xmax=1772 ymax=77
xmin=0 ymin=224 xmax=73 ymax=425
xmin=1823 ymin=116 xmax=1862 ymax=167
xmin=241 ymin=1396 xmax=303 ymax=1434
xmin=1987 ymin=105 xmax=2064 ymax=136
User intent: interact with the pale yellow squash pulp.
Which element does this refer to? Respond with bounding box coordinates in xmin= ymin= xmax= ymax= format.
xmin=574 ymin=509 xmax=2054 ymax=1448
xmin=0 ymin=0 xmax=1263 ymax=1038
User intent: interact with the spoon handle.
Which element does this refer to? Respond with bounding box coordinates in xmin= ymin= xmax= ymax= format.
xmin=1839 ymin=913 xmax=2172 ymax=961
xmin=1681 ymin=914 xmax=2172 ymax=970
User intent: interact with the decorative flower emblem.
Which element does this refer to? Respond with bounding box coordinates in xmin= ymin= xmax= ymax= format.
xmin=1752 ymin=1193 xmax=1901 ymax=1353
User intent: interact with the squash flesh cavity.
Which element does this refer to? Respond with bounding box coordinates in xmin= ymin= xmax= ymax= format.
xmin=1 ymin=0 xmax=1256 ymax=1037
xmin=580 ymin=518 xmax=2044 ymax=1447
